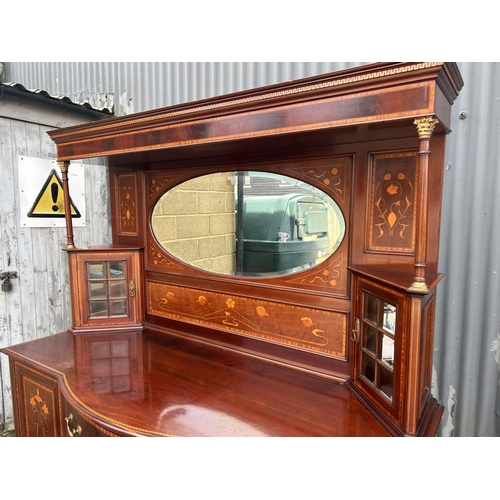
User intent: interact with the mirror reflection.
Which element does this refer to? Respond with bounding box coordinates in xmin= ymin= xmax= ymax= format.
xmin=151 ymin=171 xmax=345 ymax=277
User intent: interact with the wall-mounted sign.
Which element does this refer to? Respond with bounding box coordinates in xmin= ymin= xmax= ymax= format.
xmin=18 ymin=156 xmax=86 ymax=227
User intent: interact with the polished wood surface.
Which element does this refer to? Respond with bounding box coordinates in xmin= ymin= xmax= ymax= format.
xmin=1 ymin=330 xmax=391 ymax=436
xmin=47 ymin=63 xmax=463 ymax=162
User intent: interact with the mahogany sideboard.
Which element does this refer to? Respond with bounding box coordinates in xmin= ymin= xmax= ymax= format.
xmin=1 ymin=62 xmax=464 ymax=437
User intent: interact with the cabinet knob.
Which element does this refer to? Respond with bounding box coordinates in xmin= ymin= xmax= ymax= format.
xmin=65 ymin=413 xmax=82 ymax=437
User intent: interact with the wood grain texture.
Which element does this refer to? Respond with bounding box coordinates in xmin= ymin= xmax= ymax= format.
xmin=48 ymin=62 xmax=463 ymax=161
xmin=1 ymin=330 xmax=391 ymax=437
xmin=148 ymin=281 xmax=347 ymax=358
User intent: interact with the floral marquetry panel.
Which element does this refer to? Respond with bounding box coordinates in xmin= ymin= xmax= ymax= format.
xmin=287 ymin=156 xmax=351 ymax=205
xmin=284 ymin=254 xmax=345 ymax=292
xmin=148 ymin=281 xmax=347 ymax=358
xmin=14 ymin=362 xmax=62 ymax=437
xmin=117 ymin=173 xmax=139 ymax=237
xmin=367 ymin=152 xmax=418 ymax=253
xmin=149 ymin=240 xmax=184 ymax=270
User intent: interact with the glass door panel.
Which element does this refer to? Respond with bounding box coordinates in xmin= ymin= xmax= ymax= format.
xmin=88 ymin=262 xmax=105 ymax=278
xmin=109 ymin=261 xmax=125 ymax=277
xmin=109 ymin=280 xmax=127 ymax=298
xmin=109 ymin=300 xmax=127 ymax=316
xmin=363 ymin=325 xmax=378 ymax=354
xmin=379 ymin=368 xmax=394 ymax=400
xmin=89 ymin=301 xmax=108 ymax=317
xmin=361 ymin=353 xmax=376 ymax=383
xmin=359 ymin=291 xmax=397 ymax=404
xmin=87 ymin=260 xmax=128 ymax=319
xmin=89 ymin=282 xmax=106 ymax=299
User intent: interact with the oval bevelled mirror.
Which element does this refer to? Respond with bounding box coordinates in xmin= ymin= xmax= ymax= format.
xmin=151 ymin=171 xmax=345 ymax=277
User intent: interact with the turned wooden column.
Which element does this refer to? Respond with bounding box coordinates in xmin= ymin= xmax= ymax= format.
xmin=58 ymin=160 xmax=76 ymax=249
xmin=409 ymin=116 xmax=438 ymax=293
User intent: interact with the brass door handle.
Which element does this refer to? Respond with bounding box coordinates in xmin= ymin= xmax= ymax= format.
xmin=65 ymin=413 xmax=82 ymax=437
xmin=352 ymin=318 xmax=360 ymax=344
xmin=129 ymin=280 xmax=136 ymax=297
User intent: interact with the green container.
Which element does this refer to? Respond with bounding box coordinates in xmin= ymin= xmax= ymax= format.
xmin=238 ymin=194 xmax=331 ymax=274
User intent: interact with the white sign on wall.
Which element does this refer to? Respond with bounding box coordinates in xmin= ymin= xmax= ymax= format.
xmin=18 ymin=156 xmax=86 ymax=228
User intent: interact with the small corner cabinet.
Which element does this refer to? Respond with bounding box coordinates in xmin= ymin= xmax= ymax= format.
xmin=1 ymin=62 xmax=463 ymax=437
xmin=66 ymin=246 xmax=144 ymax=333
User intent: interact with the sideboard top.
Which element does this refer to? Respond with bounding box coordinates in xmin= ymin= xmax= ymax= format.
xmin=0 ymin=329 xmax=391 ymax=436
xmin=47 ymin=62 xmax=463 ymax=162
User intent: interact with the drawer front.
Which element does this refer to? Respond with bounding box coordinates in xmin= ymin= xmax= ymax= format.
xmin=62 ymin=400 xmax=117 ymax=437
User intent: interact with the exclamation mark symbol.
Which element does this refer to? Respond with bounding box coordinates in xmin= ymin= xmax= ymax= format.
xmin=51 ymin=182 xmax=59 ymax=212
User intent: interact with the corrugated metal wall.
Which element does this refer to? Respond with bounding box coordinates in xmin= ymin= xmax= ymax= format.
xmin=433 ymin=62 xmax=500 ymax=437
xmin=4 ymin=62 xmax=366 ymax=113
xmin=2 ymin=61 xmax=499 ymax=437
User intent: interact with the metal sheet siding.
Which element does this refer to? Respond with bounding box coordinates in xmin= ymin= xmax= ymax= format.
xmin=2 ymin=62 xmax=499 ymax=436
xmin=435 ymin=62 xmax=500 ymax=437
xmin=4 ymin=62 xmax=366 ymax=113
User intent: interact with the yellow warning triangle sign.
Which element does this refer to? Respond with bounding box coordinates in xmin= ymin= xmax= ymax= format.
xmin=27 ymin=169 xmax=81 ymax=218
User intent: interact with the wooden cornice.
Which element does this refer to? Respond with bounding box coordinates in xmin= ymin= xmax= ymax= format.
xmin=47 ymin=62 xmax=463 ymax=162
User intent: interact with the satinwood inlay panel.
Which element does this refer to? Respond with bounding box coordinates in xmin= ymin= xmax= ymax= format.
xmin=148 ymin=281 xmax=347 ymax=357
xmin=117 ymin=173 xmax=139 ymax=236
xmin=367 ymin=152 xmax=418 ymax=253
xmin=288 ymin=158 xmax=349 ymax=203
xmin=16 ymin=363 xmax=60 ymax=437
xmin=285 ymin=254 xmax=344 ymax=291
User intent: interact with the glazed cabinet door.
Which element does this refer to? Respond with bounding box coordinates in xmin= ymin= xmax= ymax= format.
xmin=351 ymin=275 xmax=409 ymax=427
xmin=69 ymin=248 xmax=144 ymax=331
xmin=81 ymin=253 xmax=135 ymax=326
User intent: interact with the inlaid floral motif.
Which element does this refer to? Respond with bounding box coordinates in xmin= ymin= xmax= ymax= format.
xmin=148 ymin=282 xmax=346 ymax=357
xmin=374 ymin=172 xmax=413 ymax=239
xmin=255 ymin=306 xmax=269 ymax=317
xmin=293 ymin=162 xmax=347 ymax=202
xmin=29 ymin=388 xmax=50 ymax=437
xmin=301 ymin=317 xmax=314 ymax=327
xmin=150 ymin=178 xmax=171 ymax=198
xmin=286 ymin=256 xmax=343 ymax=289
xmin=158 ymin=291 xmax=175 ymax=310
xmin=148 ymin=175 xmax=183 ymax=200
xmin=117 ymin=174 xmax=138 ymax=236
xmin=369 ymin=152 xmax=418 ymax=253
xmin=150 ymin=244 xmax=182 ymax=268
xmin=300 ymin=317 xmax=327 ymax=343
